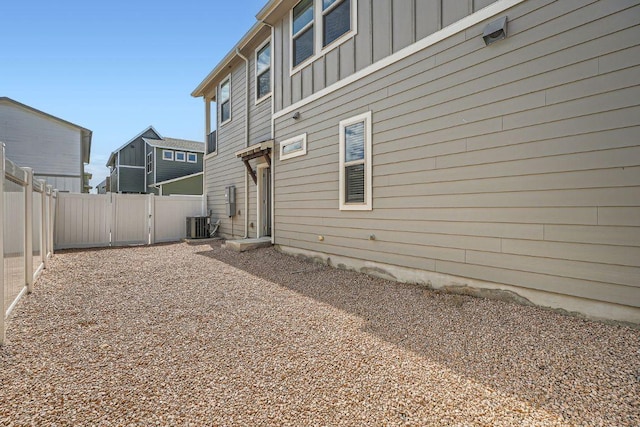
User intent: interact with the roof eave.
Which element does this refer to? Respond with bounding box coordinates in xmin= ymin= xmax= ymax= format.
xmin=191 ymin=22 xmax=266 ymax=99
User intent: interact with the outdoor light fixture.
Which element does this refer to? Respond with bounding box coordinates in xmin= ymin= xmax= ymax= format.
xmin=483 ymin=16 xmax=508 ymax=45
xmin=292 ymin=111 xmax=300 ymax=120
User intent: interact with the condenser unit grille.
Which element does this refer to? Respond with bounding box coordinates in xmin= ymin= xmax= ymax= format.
xmin=186 ymin=216 xmax=210 ymax=239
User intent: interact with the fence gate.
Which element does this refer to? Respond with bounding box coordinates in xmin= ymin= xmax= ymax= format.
xmin=54 ymin=193 xmax=205 ymax=250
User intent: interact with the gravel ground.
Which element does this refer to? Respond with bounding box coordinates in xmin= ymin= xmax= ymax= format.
xmin=1 ymin=241 xmax=638 ymax=426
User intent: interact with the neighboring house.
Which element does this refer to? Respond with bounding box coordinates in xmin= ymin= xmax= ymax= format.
xmin=151 ymin=172 xmax=203 ymax=196
xmin=192 ymin=0 xmax=640 ymax=324
xmin=0 ymin=97 xmax=92 ymax=192
xmin=83 ymin=172 xmax=92 ymax=193
xmin=96 ymin=177 xmax=110 ymax=194
xmin=106 ymin=126 xmax=204 ymax=194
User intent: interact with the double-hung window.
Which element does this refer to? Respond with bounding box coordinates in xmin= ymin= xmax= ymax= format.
xmin=339 ymin=111 xmax=372 ymax=210
xmin=219 ymin=76 xmax=231 ymax=124
xmin=322 ymin=0 xmax=351 ymax=47
xmin=292 ymin=0 xmax=314 ymax=67
xmin=291 ymin=0 xmax=356 ymax=72
xmin=146 ymin=152 xmax=153 ymax=174
xmin=256 ymin=41 xmax=271 ymax=102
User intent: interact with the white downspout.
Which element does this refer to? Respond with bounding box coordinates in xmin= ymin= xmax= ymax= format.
xmin=236 ymin=48 xmax=250 ymax=239
xmin=264 ymin=22 xmax=276 ymax=245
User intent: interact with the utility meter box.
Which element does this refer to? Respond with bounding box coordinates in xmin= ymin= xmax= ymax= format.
xmin=225 ymin=185 xmax=236 ymax=217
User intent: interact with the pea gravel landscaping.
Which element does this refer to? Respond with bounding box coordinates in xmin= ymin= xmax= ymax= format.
xmin=1 ymin=241 xmax=638 ymax=426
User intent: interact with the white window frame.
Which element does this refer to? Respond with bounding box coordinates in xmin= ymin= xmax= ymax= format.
xmin=146 ymin=151 xmax=153 ymax=174
xmin=339 ymin=111 xmax=372 ymax=211
xmin=279 ymin=133 xmax=307 ymax=160
xmin=219 ymin=74 xmax=232 ymax=126
xmin=187 ymin=152 xmax=197 ymax=163
xmin=175 ymin=151 xmax=186 ymax=162
xmin=290 ymin=0 xmax=358 ymax=75
xmin=255 ymin=39 xmax=272 ymax=105
xmin=162 ymin=150 xmax=174 ymax=161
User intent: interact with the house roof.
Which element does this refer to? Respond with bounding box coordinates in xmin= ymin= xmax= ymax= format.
xmin=191 ymin=22 xmax=268 ymax=98
xmin=143 ymin=137 xmax=205 ymax=153
xmin=106 ymin=125 xmax=161 ymax=167
xmin=256 ymin=0 xmax=298 ymax=25
xmin=151 ymin=171 xmax=203 ymax=187
xmin=0 ymin=97 xmax=92 ymax=164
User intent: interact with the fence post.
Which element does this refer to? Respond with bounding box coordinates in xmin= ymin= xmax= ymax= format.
xmin=23 ymin=168 xmax=33 ymax=293
xmin=39 ymin=180 xmax=47 ymax=269
xmin=46 ymin=185 xmax=53 ymax=258
xmin=148 ymin=194 xmax=155 ymax=245
xmin=50 ymin=189 xmax=56 ymax=256
xmin=0 ymin=144 xmax=6 ymax=345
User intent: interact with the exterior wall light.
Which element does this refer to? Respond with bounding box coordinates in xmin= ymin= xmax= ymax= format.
xmin=292 ymin=112 xmax=301 ymax=120
xmin=483 ymin=16 xmax=508 ymax=45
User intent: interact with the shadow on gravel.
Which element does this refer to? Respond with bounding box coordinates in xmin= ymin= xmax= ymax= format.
xmin=194 ymin=241 xmax=640 ymax=425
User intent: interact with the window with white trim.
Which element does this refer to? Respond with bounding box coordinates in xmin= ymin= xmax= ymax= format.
xmin=292 ymin=0 xmax=314 ymax=67
xmin=256 ymin=41 xmax=271 ymax=102
xmin=339 ymin=111 xmax=371 ymax=210
xmin=290 ymin=0 xmax=356 ymax=72
xmin=175 ymin=151 xmax=186 ymax=162
xmin=163 ymin=150 xmax=174 ymax=161
xmin=187 ymin=152 xmax=197 ymax=163
xmin=322 ymin=0 xmax=351 ymax=46
xmin=219 ymin=75 xmax=231 ymax=124
xmin=146 ymin=152 xmax=153 ymax=174
xmin=280 ymin=133 xmax=307 ymax=160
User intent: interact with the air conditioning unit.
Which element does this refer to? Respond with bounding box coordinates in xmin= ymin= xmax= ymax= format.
xmin=186 ymin=216 xmax=210 ymax=239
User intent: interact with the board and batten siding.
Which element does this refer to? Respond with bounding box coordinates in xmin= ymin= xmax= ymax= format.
xmin=155 ymin=149 xmax=203 ymax=184
xmin=273 ymin=0 xmax=640 ymax=322
xmin=272 ymin=0 xmax=501 ymax=111
xmin=205 ymin=34 xmax=273 ymax=239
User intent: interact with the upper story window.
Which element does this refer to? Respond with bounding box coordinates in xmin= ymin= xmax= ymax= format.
xmin=187 ymin=152 xmax=197 ymax=163
xmin=163 ymin=150 xmax=174 ymax=161
xmin=322 ymin=0 xmax=351 ymax=46
xmin=256 ymin=40 xmax=272 ymax=102
xmin=146 ymin=152 xmax=153 ymax=174
xmin=219 ymin=75 xmax=231 ymax=125
xmin=175 ymin=151 xmax=186 ymax=162
xmin=292 ymin=0 xmax=314 ymax=67
xmin=290 ymin=0 xmax=356 ymax=73
xmin=339 ymin=111 xmax=372 ymax=210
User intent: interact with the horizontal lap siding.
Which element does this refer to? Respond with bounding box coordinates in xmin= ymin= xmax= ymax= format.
xmin=273 ymin=0 xmax=640 ymax=308
xmin=206 ymin=34 xmax=273 ymax=239
xmin=275 ymin=0 xmax=501 ymax=109
xmin=206 ymin=65 xmax=248 ymax=239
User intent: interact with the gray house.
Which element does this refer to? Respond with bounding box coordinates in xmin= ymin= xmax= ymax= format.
xmin=106 ymin=126 xmax=204 ymax=194
xmin=193 ymin=0 xmax=640 ymax=325
xmin=0 ymin=97 xmax=92 ymax=192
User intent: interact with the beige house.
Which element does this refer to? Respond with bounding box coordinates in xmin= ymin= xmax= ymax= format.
xmin=193 ymin=0 xmax=640 ymax=324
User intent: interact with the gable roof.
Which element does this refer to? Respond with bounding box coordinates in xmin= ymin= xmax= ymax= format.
xmin=191 ymin=22 xmax=268 ymax=98
xmin=143 ymin=137 xmax=204 ymax=153
xmin=106 ymin=125 xmax=162 ymax=167
xmin=0 ymin=97 xmax=92 ymax=164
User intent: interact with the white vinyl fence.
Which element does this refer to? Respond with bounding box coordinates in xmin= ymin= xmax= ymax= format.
xmin=1 ymin=145 xmax=56 ymax=345
xmin=54 ymin=193 xmax=206 ymax=250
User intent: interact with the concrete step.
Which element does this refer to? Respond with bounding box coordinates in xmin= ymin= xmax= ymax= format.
xmin=223 ymin=237 xmax=272 ymax=252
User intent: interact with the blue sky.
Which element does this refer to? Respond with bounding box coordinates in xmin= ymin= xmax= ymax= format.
xmin=0 ymin=0 xmax=266 ymax=190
